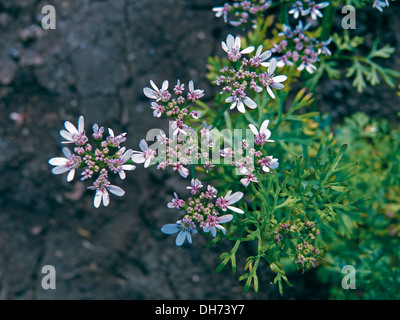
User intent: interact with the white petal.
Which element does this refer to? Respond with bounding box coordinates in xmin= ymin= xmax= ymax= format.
xmin=144 ymin=157 xmax=152 ymax=168
xmin=67 ymin=168 xmax=75 ymax=182
xmin=78 ymin=116 xmax=84 ymax=133
xmin=267 ymin=86 xmax=276 ymax=99
xmin=131 ymin=153 xmax=146 ymax=163
xmin=107 ymin=185 xmax=125 ymax=197
xmin=139 ymin=139 xmax=148 ymax=151
xmin=102 ymin=190 xmax=110 ymax=207
xmin=215 ymin=225 xmax=226 ymax=235
xmin=256 ymin=45 xmax=263 ymax=57
xmin=226 ymin=34 xmax=234 ymax=50
xmin=118 ymin=170 xmax=126 ymax=180
xmin=49 ymin=157 xmax=68 ymax=166
xmin=227 ymin=191 xmax=243 ymax=204
xmin=161 ymin=224 xmax=179 ymax=235
xmin=272 ymin=75 xmax=287 ymax=83
xmin=260 ymin=120 xmax=270 ymax=134
xmin=227 ymin=205 xmax=244 ymax=214
xmin=121 ymin=149 xmax=134 ymax=163
xmin=260 ymin=50 xmax=272 ymax=61
xmin=143 ymin=87 xmax=157 ymax=99
xmin=62 ymin=147 xmax=72 ymax=159
xmin=243 ymin=97 xmax=257 ymax=109
xmin=150 ymin=80 xmax=159 ymax=92
xmin=269 ymin=159 xmax=279 ymax=169
xmin=240 ymin=46 xmax=255 ymax=54
xmin=60 ymin=130 xmax=73 ymax=141
xmin=237 ymin=100 xmax=245 ymax=113
xmin=94 ymin=190 xmax=102 ymax=208
xmin=161 ymin=80 xmax=169 ymax=91
xmin=178 ymin=166 xmax=189 ymax=178
xmin=211 ymin=226 xmax=217 ymax=238
xmin=217 ymin=214 xmax=233 ymax=223
xmin=52 ymin=165 xmax=69 ymax=175
xmin=225 ymin=96 xmax=234 ymax=103
xmin=64 ymin=121 xmax=78 ymax=134
xmin=175 ymin=231 xmax=186 ymax=246
xmin=221 ymin=41 xmax=229 ymax=53
xmin=268 ymin=58 xmax=277 ymax=75
xmin=121 ymin=164 xmax=136 ymax=171
xmin=270 ymin=82 xmax=285 ymax=90
xmin=248 ymin=124 xmax=259 ymax=136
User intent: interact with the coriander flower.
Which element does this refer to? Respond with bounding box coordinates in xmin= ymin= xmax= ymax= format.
xmin=248 ymin=119 xmax=275 ymax=146
xmin=258 ymin=58 xmax=287 ymax=99
xmin=172 ymin=162 xmax=189 ymax=178
xmin=250 ymin=45 xmax=272 ymax=68
xmin=60 ymin=115 xmax=88 ymax=145
xmin=216 ymin=190 xmax=244 ymax=214
xmin=167 ymin=192 xmax=185 ymax=209
xmin=161 ymin=217 xmax=198 ymax=246
xmin=187 ymin=80 xmax=205 ymax=102
xmin=225 ymin=88 xmax=257 ymax=113
xmin=309 ymin=2 xmax=329 ymax=20
xmin=87 ymin=170 xmax=125 ymax=208
xmin=288 ymin=1 xmax=308 ymax=19
xmin=132 ymin=139 xmax=157 ymax=168
xmin=106 ymin=128 xmax=127 ymax=147
xmin=203 ymin=214 xmax=233 ymax=237
xmin=221 ymin=34 xmax=254 ymax=62
xmin=48 ymin=147 xmax=80 ymax=182
xmin=187 ymin=178 xmax=203 ymax=195
xmin=373 ymin=0 xmax=389 ymax=12
xmin=143 ymin=80 xmax=171 ymax=102
xmin=212 ymin=4 xmax=231 ymax=23
xmin=258 ymin=156 xmax=279 ymax=172
xmin=109 ymin=147 xmax=136 ymax=179
xmin=240 ymin=173 xmax=258 ymax=187
xmin=151 ymin=102 xmax=165 ymax=118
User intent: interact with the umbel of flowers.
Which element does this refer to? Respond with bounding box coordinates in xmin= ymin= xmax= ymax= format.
xmin=49 ymin=116 xmax=136 ymax=208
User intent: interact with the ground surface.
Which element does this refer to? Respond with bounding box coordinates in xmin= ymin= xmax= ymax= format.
xmin=0 ymin=0 xmax=399 ymax=300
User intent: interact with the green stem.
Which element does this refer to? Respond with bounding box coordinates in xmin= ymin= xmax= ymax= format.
xmin=211 ymin=103 xmax=230 ymax=129
xmin=321 ymin=2 xmax=336 ymax=41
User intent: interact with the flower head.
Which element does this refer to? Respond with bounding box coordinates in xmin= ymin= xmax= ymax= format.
xmin=161 ymin=217 xmax=198 ymax=246
xmin=248 ymin=119 xmax=275 ymax=146
xmin=216 ymin=190 xmax=244 ymax=214
xmin=132 ymin=139 xmax=157 ymax=168
xmin=143 ymin=80 xmax=171 ymax=102
xmin=221 ymin=34 xmax=254 ymax=62
xmin=60 ymin=116 xmax=88 ymax=145
xmin=48 ymin=147 xmax=81 ymax=182
xmin=258 ymin=59 xmax=287 ymax=99
xmin=203 ymin=214 xmax=233 ymax=237
xmin=87 ymin=169 xmax=125 ymax=208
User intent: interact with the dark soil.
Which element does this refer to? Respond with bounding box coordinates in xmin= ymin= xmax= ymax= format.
xmin=0 ymin=0 xmax=399 ymax=300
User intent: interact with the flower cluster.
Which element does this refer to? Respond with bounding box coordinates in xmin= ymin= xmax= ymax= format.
xmin=288 ymin=1 xmax=329 ymax=20
xmin=295 ymin=240 xmax=321 ymax=269
xmin=144 ymin=79 xmax=204 ymax=121
xmin=161 ymin=179 xmax=244 ymax=246
xmin=216 ymin=34 xmax=287 ymax=108
xmin=49 ymin=116 xmax=136 ymax=208
xmin=213 ymin=0 xmax=272 ymax=28
xmin=220 ymin=119 xmax=279 ymax=187
xmin=137 ymin=79 xmax=210 ymax=176
xmin=272 ymin=21 xmax=332 ymax=73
